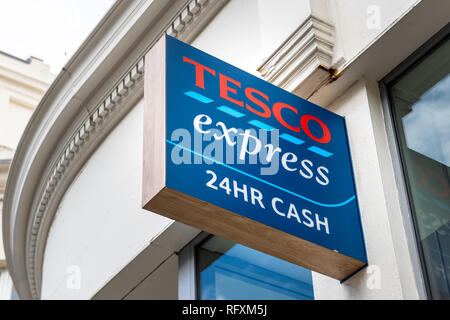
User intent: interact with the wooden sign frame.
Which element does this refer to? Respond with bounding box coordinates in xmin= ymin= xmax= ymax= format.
xmin=142 ymin=36 xmax=366 ymax=281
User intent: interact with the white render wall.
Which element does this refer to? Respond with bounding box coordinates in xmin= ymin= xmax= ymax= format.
xmin=192 ymin=0 xmax=311 ymax=76
xmin=331 ymin=0 xmax=420 ymax=65
xmin=41 ymin=99 xmax=173 ymax=299
xmin=0 ymin=270 xmax=12 ymax=300
xmin=312 ymin=79 xmax=405 ymax=299
xmin=0 ymin=49 xmax=54 ymax=301
xmin=192 ymin=0 xmax=421 ymax=73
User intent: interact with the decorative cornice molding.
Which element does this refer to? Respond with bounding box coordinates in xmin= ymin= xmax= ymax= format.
xmin=23 ymin=0 xmax=226 ymax=300
xmin=26 ymin=58 xmax=144 ymax=300
xmin=166 ymin=0 xmax=229 ymax=43
xmin=257 ymin=15 xmax=335 ymax=99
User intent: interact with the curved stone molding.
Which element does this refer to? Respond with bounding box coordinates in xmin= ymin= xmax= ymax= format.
xmin=22 ymin=0 xmax=228 ymax=300
xmin=257 ymin=15 xmax=335 ymax=99
xmin=26 ymin=58 xmax=144 ymax=299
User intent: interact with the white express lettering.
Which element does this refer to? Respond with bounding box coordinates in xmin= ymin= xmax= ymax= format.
xmin=193 ymin=113 xmax=330 ymax=185
xmin=193 ymin=114 xmax=212 ymax=134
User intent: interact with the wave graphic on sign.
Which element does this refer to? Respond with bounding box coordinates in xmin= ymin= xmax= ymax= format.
xmin=167 ymin=140 xmax=355 ymax=208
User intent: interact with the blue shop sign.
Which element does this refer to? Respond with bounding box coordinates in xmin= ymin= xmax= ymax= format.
xmin=164 ymin=35 xmax=367 ymax=266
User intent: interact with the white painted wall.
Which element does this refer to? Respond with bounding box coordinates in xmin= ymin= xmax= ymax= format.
xmin=192 ymin=0 xmax=422 ymax=75
xmin=330 ymin=0 xmax=421 ymax=66
xmin=192 ymin=0 xmax=311 ymax=75
xmin=312 ymin=79 xmax=415 ymax=299
xmin=0 ymin=270 xmax=12 ymax=300
xmin=123 ymin=254 xmax=178 ymax=300
xmin=0 ymin=51 xmax=53 ymax=300
xmin=41 ymin=99 xmax=173 ymax=299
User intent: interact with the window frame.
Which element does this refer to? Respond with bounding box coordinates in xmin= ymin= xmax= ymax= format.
xmin=178 ymin=232 xmax=316 ymax=300
xmin=379 ymin=22 xmax=450 ymax=300
xmin=178 ymin=232 xmax=210 ymax=300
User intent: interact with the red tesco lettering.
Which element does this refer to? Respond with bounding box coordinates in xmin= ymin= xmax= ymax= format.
xmin=183 ymin=56 xmax=331 ymax=144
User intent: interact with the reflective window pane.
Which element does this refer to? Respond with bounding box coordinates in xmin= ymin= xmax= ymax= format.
xmin=196 ymin=236 xmax=314 ymax=300
xmin=389 ymin=36 xmax=450 ymax=299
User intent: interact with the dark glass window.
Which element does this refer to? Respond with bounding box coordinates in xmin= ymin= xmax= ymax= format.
xmin=196 ymin=236 xmax=314 ymax=300
xmin=388 ymin=36 xmax=450 ymax=299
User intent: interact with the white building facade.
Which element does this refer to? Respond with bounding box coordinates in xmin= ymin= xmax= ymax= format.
xmin=2 ymin=0 xmax=449 ymax=300
xmin=0 ymin=51 xmax=54 ymax=299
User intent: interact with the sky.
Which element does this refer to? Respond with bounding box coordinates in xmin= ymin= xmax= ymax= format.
xmin=0 ymin=0 xmax=116 ymax=74
xmin=403 ymin=74 xmax=450 ymax=167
